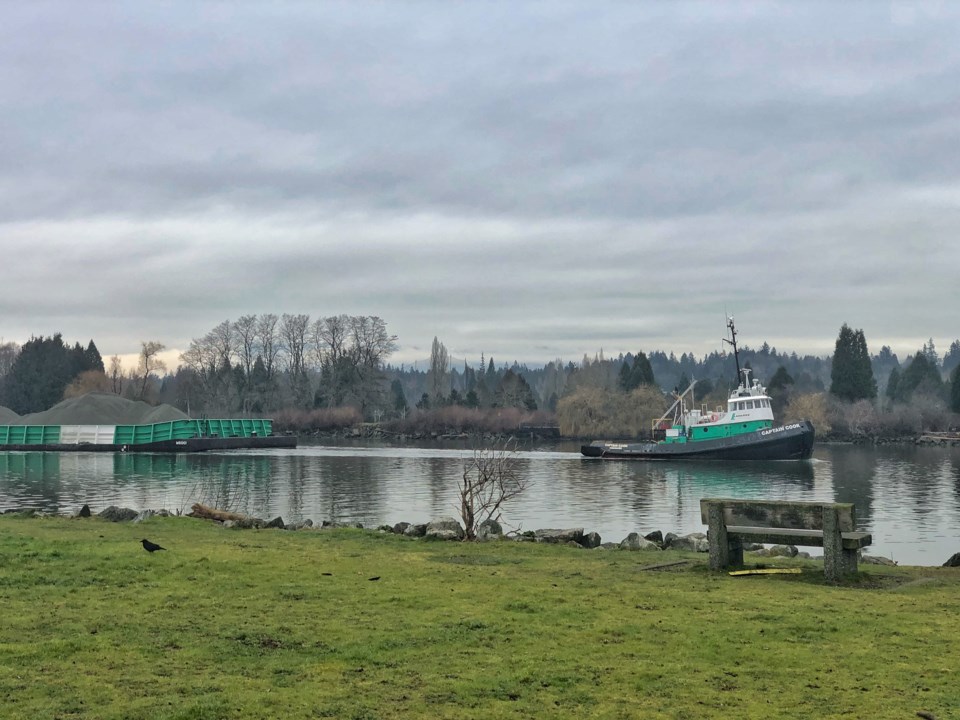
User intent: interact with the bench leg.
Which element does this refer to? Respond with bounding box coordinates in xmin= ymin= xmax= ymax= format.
xmin=823 ymin=508 xmax=854 ymax=581
xmin=707 ymin=504 xmax=742 ymax=570
xmin=841 ymin=548 xmax=859 ymax=575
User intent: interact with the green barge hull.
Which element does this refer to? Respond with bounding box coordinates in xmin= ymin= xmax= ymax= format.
xmin=0 ymin=419 xmax=296 ymax=453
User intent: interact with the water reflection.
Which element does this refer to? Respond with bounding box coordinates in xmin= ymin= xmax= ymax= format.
xmin=1 ymin=444 xmax=959 ymax=565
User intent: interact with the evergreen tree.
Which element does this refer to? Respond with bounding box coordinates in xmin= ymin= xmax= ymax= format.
xmin=895 ymin=352 xmax=943 ymax=402
xmin=943 ymin=340 xmax=960 ymax=376
xmin=618 ymin=352 xmax=655 ymax=391
xmin=493 ymin=369 xmax=537 ymax=410
xmin=84 ymin=340 xmax=105 ymax=373
xmin=885 ymin=367 xmax=900 ymax=402
xmin=0 ymin=334 xmax=75 ymax=414
xmin=829 ymin=324 xmax=877 ymax=401
xmin=767 ymin=365 xmax=794 ymax=417
xmin=951 ymin=363 xmax=960 ymax=413
xmin=390 ymin=379 xmax=408 ymax=416
xmin=768 ymin=366 xmax=794 ymax=393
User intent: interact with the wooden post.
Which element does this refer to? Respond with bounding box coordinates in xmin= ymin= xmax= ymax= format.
xmin=822 ymin=505 xmax=843 ymax=581
xmin=707 ymin=502 xmax=741 ymax=570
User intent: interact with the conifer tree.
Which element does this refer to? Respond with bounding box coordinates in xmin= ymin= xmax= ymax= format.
xmin=950 ymin=364 xmax=960 ymax=413
xmin=829 ymin=324 xmax=877 ymax=401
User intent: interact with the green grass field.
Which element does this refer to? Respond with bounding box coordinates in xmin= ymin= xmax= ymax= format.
xmin=1 ymin=515 xmax=957 ymax=719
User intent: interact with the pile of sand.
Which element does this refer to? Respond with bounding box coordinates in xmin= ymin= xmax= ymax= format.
xmin=1 ymin=393 xmax=190 ymax=426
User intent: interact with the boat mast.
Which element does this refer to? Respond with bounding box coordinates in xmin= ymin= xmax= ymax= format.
xmin=723 ymin=316 xmax=742 ymax=387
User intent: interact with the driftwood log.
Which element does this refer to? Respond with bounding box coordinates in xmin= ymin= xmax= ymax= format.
xmin=190 ymin=503 xmax=248 ymax=523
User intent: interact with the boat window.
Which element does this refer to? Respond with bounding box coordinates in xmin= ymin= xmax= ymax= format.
xmin=746 ymin=400 xmax=755 ymax=409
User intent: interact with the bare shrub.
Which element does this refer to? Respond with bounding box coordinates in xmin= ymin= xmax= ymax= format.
xmin=459 ymin=442 xmax=527 ymax=540
xmin=385 ymin=407 xmax=549 ymax=435
xmin=556 ymin=385 xmax=667 ymax=438
xmin=272 ymin=406 xmax=363 ymax=432
xmin=63 ymin=370 xmax=112 ymax=399
xmin=784 ymin=393 xmax=832 ymax=434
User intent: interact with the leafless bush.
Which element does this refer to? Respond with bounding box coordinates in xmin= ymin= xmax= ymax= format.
xmin=178 ymin=468 xmax=249 ymax=516
xmin=386 ymin=407 xmax=550 ymax=435
xmin=272 ymin=406 xmax=363 ymax=432
xmin=556 ymin=385 xmax=667 ymax=438
xmin=458 ymin=442 xmax=527 ymax=540
xmin=784 ymin=392 xmax=832 ymax=434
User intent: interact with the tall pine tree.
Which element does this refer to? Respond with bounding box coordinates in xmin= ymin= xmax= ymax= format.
xmin=829 ymin=324 xmax=877 ymax=401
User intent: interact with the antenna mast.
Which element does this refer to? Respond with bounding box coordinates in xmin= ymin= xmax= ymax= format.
xmin=723 ymin=316 xmax=742 ymax=386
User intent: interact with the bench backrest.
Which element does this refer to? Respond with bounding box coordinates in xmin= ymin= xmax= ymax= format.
xmin=699 ymin=498 xmax=856 ymax=532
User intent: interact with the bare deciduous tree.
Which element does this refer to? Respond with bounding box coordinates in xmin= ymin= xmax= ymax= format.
xmin=108 ymin=355 xmax=123 ymax=394
xmin=135 ymin=341 xmax=167 ymax=400
xmin=233 ymin=314 xmax=258 ymax=378
xmin=0 ymin=340 xmax=19 ymax=382
xmin=280 ymin=313 xmax=311 ymax=406
xmin=458 ymin=442 xmax=527 ymax=540
xmin=255 ymin=313 xmax=281 ymax=381
xmin=428 ymin=336 xmax=450 ymax=405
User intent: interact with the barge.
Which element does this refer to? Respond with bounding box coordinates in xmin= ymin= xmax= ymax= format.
xmin=0 ymin=418 xmax=296 ymax=452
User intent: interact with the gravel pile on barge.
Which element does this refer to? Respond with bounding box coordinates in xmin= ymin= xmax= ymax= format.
xmin=0 ymin=393 xmax=188 ymax=426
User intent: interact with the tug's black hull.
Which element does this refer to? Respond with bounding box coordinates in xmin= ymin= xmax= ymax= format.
xmin=581 ymin=421 xmax=814 ymax=461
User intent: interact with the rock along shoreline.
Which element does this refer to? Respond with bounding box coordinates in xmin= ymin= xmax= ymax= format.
xmin=3 ymin=502 xmax=918 ymax=567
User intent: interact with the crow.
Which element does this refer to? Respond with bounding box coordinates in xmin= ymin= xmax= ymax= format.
xmin=141 ymin=538 xmax=166 ymax=553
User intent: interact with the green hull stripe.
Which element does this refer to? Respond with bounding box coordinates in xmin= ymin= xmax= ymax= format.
xmin=663 ymin=420 xmax=771 ymax=444
xmin=0 ymin=419 xmax=273 ymax=447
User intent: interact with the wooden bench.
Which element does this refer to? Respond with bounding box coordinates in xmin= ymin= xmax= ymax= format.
xmin=700 ymin=498 xmax=872 ymax=581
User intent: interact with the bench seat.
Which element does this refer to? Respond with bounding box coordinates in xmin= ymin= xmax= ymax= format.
xmin=725 ymin=526 xmax=872 ymax=550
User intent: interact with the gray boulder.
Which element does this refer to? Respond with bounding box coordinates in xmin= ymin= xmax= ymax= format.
xmin=403 ymin=523 xmax=427 ymax=538
xmin=644 ymin=530 xmax=663 ymax=546
xmin=425 ymin=517 xmax=465 ymax=541
xmin=233 ymin=516 xmax=263 ymax=529
xmin=77 ymin=504 xmax=91 ymax=518
xmin=476 ymin=519 xmax=503 ymax=541
xmin=98 ymin=506 xmax=138 ymax=522
xmin=132 ymin=509 xmax=172 ymax=524
xmin=666 ymin=532 xmax=709 ymax=553
xmin=392 ymin=522 xmax=411 ymax=535
xmin=861 ymin=555 xmax=897 ymax=566
xmin=752 ymin=544 xmax=798 ymax=558
xmin=534 ymin=528 xmax=585 ymax=545
xmin=943 ymin=552 xmax=960 ymax=568
xmin=619 ymin=532 xmax=661 ymax=551
xmin=264 ymin=516 xmax=285 ymax=529
xmin=581 ymin=531 xmax=602 ymax=549
xmin=132 ymin=510 xmax=156 ymax=524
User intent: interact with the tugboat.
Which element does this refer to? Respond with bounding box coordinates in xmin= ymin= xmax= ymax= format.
xmin=581 ymin=319 xmax=815 ymax=460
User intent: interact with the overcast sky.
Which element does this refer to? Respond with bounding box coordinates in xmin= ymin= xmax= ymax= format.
xmin=2 ymin=2 xmax=959 ymax=370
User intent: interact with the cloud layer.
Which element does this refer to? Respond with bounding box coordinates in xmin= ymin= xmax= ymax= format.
xmin=2 ymin=2 xmax=959 ymax=365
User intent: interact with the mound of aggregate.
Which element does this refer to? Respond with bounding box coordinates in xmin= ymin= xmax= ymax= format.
xmin=7 ymin=393 xmax=189 ymax=426
xmin=0 ymin=406 xmax=20 ymax=423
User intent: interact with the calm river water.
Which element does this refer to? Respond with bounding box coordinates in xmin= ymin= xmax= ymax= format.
xmin=2 ymin=441 xmax=959 ymax=566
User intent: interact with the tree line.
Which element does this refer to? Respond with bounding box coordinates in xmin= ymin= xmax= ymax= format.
xmin=1 ymin=321 xmax=958 ymax=436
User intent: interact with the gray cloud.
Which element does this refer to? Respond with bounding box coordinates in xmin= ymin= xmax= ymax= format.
xmin=2 ymin=2 xmax=959 ymax=365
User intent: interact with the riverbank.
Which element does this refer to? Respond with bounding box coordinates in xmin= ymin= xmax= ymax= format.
xmin=2 ymin=515 xmax=959 ymax=719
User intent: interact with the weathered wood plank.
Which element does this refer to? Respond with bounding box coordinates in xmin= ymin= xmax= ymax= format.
xmin=700 ymin=498 xmax=856 ymax=532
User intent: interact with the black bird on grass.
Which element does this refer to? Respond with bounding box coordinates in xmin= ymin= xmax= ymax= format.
xmin=141 ymin=538 xmax=166 ymax=553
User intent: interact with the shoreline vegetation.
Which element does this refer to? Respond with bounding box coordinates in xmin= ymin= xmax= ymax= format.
xmin=2 ymin=513 xmax=958 ymax=719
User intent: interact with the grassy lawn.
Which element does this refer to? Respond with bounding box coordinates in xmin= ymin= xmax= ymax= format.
xmin=1 ymin=515 xmax=958 ymax=719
